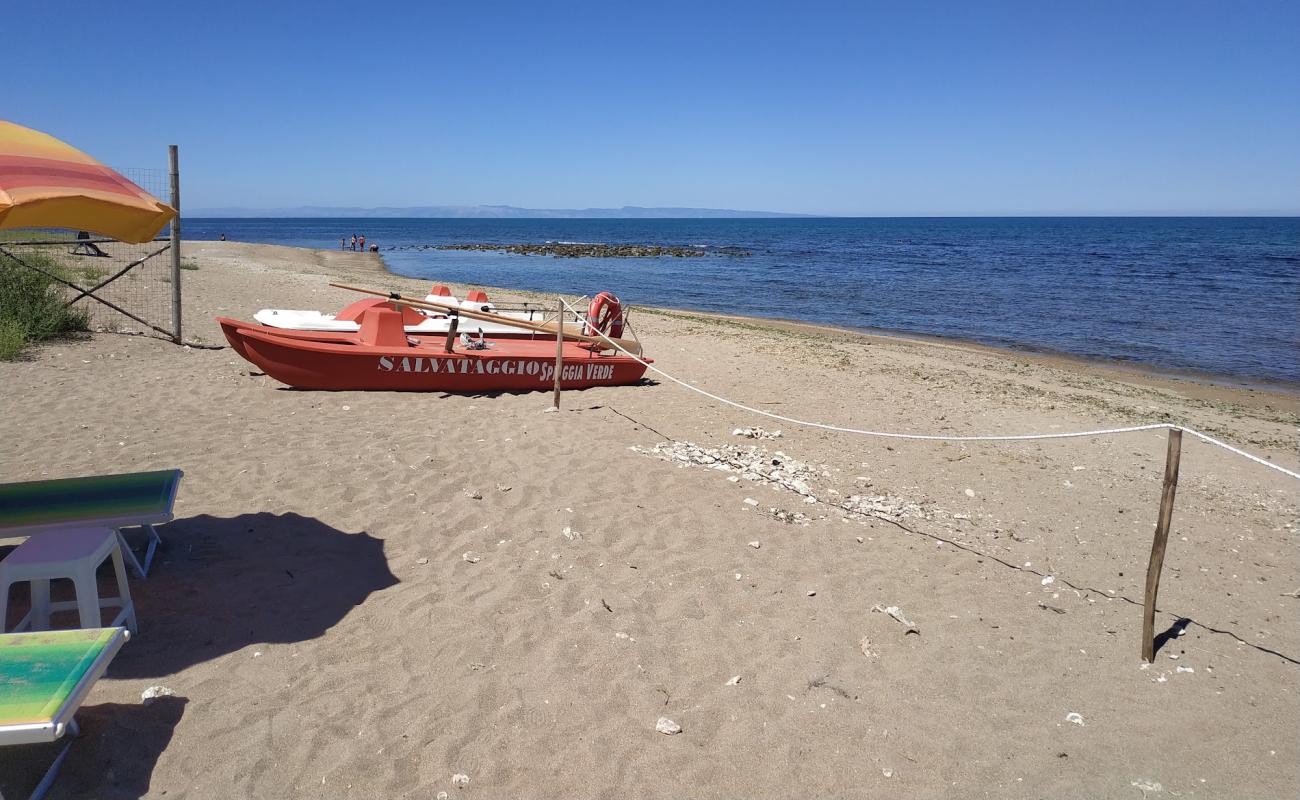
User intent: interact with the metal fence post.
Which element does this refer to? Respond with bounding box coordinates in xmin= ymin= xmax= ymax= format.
xmin=168 ymin=144 xmax=182 ymax=343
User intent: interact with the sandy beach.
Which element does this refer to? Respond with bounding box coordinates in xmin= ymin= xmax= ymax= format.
xmin=2 ymin=241 xmax=1297 ymax=798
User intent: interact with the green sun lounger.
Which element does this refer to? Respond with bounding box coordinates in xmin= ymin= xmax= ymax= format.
xmin=0 ymin=470 xmax=183 ymax=577
xmin=0 ymin=627 xmax=129 ymax=800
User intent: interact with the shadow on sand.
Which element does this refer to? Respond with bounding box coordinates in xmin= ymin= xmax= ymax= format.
xmin=0 ymin=697 xmax=187 ymax=800
xmin=0 ymin=513 xmax=394 ymax=797
xmin=110 ymin=511 xmax=399 ymax=678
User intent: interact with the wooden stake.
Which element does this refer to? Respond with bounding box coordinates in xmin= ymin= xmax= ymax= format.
xmin=168 ymin=144 xmax=183 ymax=344
xmin=553 ymin=299 xmax=563 ymax=410
xmin=1142 ymin=428 xmax=1183 ymax=662
xmin=443 ymin=311 xmax=459 ymax=353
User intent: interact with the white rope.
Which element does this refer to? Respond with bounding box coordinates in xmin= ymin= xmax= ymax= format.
xmin=567 ymin=299 xmax=1300 ymax=482
xmin=1178 ymin=426 xmax=1300 ymax=480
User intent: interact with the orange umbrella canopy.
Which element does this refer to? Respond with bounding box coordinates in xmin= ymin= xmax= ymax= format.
xmin=0 ymin=120 xmax=176 ymax=244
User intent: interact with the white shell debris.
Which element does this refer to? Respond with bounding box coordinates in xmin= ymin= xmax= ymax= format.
xmin=743 ymin=497 xmax=759 ymax=507
xmin=1041 ymin=576 xmax=1055 ymax=586
xmin=963 ymin=488 xmax=976 ymax=498
xmin=748 ymin=540 xmax=762 ymax=549
xmin=562 ymin=525 xmax=582 ymax=541
xmin=140 ymin=685 xmax=174 ymax=705
xmin=1065 ymin=712 xmax=1085 ymax=726
xmin=840 ymin=493 xmax=926 ymax=522
xmin=416 ymin=557 xmax=429 ymax=565
xmin=726 ymin=675 xmax=742 ymax=686
xmin=451 ymin=773 xmax=471 ymax=786
xmin=656 ymin=717 xmax=682 ymax=735
xmin=638 ymin=440 xmax=926 ymax=521
xmin=733 ymin=426 xmax=781 ymax=440
xmin=881 ymin=768 xmax=894 ymax=778
xmin=769 ymin=508 xmax=811 ymax=525
xmin=806 ymin=590 xmax=817 ymax=597
xmin=437 ymin=793 xmax=449 ymax=800
xmin=872 ymin=604 xmax=919 ymax=634
xmin=463 ymin=488 xmax=483 ymax=500
xmin=462 ymin=552 xmax=482 ymax=564
xmin=1131 ymin=780 xmax=1163 ymax=794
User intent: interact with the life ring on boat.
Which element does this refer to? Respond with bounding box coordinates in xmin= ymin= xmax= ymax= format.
xmin=584 ymin=291 xmax=624 ymax=338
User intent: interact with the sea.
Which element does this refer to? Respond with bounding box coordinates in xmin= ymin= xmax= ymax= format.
xmin=184 ymin=217 xmax=1300 ymax=385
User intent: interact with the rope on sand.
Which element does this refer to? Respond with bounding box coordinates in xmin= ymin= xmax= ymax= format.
xmin=563 ymin=299 xmax=1300 ymax=482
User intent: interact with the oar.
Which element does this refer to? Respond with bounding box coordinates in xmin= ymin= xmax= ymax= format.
xmin=329 ymin=283 xmax=642 ymax=355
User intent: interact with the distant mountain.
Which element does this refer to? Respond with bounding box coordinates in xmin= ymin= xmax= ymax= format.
xmin=187 ymin=204 xmax=810 ymax=219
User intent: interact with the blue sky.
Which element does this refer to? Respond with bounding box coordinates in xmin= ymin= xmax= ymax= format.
xmin=5 ymin=0 xmax=1298 ymax=215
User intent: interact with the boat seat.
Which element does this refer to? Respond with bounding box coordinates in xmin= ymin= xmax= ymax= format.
xmin=357 ymin=308 xmax=410 ymax=347
xmin=337 ymin=298 xmax=424 ymax=325
xmin=422 ymin=295 xmax=459 ymax=314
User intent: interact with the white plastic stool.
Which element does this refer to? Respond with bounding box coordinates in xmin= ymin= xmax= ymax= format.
xmin=0 ymin=526 xmax=137 ymax=634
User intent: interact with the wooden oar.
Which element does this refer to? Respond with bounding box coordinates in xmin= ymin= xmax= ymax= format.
xmin=330 ymin=283 xmax=642 ymax=355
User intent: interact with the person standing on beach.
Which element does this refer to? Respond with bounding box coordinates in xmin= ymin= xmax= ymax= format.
xmin=340 ymin=237 xmax=346 ymax=250
xmin=350 ymin=234 xmax=357 ymax=251
xmin=359 ymin=234 xmax=366 ymax=252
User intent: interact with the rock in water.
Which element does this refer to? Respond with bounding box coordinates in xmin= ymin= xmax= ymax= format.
xmin=437 ymin=242 xmax=750 ymax=258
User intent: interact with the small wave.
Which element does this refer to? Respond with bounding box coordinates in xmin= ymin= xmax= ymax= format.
xmin=1261 ymin=254 xmax=1299 ymax=263
xmin=552 ymin=240 xmax=605 ymax=246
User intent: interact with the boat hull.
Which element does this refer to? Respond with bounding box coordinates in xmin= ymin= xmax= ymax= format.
xmin=219 ymin=318 xmax=649 ymax=392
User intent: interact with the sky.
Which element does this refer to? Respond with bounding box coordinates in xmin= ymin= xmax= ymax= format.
xmin=4 ymin=0 xmax=1298 ymax=216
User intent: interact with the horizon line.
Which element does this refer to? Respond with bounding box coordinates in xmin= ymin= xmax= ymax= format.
xmin=187 ymin=211 xmax=1300 ymax=219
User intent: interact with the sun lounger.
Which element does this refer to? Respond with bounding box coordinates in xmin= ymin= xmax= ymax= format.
xmin=0 ymin=470 xmax=183 ymax=578
xmin=0 ymin=627 xmax=129 ymax=800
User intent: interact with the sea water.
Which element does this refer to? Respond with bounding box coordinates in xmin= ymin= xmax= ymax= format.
xmin=185 ymin=217 xmax=1300 ymax=384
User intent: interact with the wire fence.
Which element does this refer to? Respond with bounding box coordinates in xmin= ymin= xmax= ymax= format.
xmin=0 ymin=166 xmax=178 ymax=339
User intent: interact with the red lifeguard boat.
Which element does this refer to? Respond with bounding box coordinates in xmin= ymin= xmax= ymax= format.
xmin=218 ymin=301 xmax=650 ymax=392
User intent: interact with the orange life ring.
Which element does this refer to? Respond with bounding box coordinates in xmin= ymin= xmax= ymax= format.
xmin=584 ymin=291 xmax=624 ymax=338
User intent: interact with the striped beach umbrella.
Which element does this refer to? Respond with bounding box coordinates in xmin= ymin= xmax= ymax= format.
xmin=0 ymin=119 xmax=176 ymax=244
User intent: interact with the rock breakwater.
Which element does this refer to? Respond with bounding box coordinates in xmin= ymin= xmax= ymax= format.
xmin=435 ymin=242 xmax=750 ymax=258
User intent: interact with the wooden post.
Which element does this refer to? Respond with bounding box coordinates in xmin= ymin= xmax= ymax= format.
xmin=168 ymin=144 xmax=182 ymax=344
xmin=553 ymin=299 xmax=563 ymax=409
xmin=1142 ymin=428 xmax=1183 ymax=662
xmin=444 ymin=311 xmax=459 ymax=353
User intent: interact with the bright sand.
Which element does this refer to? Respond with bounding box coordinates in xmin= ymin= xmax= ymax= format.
xmin=1 ymin=241 xmax=1297 ymax=798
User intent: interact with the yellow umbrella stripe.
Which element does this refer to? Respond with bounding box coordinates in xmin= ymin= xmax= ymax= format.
xmin=0 ymin=120 xmax=176 ymax=243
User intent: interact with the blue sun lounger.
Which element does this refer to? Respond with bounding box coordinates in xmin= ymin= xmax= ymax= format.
xmin=0 ymin=627 xmax=129 ymax=799
xmin=0 ymin=470 xmax=183 ymax=577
